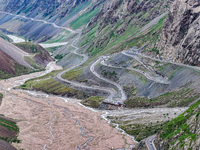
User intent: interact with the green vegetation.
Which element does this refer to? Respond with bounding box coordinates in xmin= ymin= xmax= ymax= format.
xmin=14 ymin=42 xmax=42 ymax=53
xmin=46 ymin=46 xmax=62 ymax=53
xmin=159 ymin=100 xmax=200 ymax=149
xmin=149 ymin=47 xmax=159 ymax=55
xmin=0 ymin=117 xmax=20 ymax=143
xmin=169 ymin=67 xmax=182 ymax=80
xmin=15 ymin=42 xmax=51 ymax=69
xmin=0 ymin=32 xmax=11 ymax=42
xmin=125 ymin=88 xmax=200 ymax=108
xmin=43 ymin=30 xmax=72 ymax=44
xmin=24 ymin=56 xmax=43 ymax=70
xmin=102 ymin=70 xmax=118 ymax=80
xmin=62 ymin=68 xmax=83 ymax=80
xmin=0 ymin=93 xmax=3 ymax=98
xmin=81 ymin=96 xmax=104 ymax=108
xmin=70 ymin=6 xmax=101 ymax=29
xmin=81 ymin=25 xmax=99 ymax=47
xmin=0 ymin=70 xmax=13 ymax=79
xmin=63 ymin=0 xmax=92 ymax=22
xmin=21 ymin=77 xmax=86 ymax=99
xmin=81 ymin=7 xmax=167 ymax=59
xmin=55 ymin=54 xmax=64 ymax=60
xmin=0 ymin=61 xmax=36 ymax=80
xmin=0 ymin=118 xmax=19 ymax=132
xmin=19 ymin=69 xmax=87 ymax=99
xmin=120 ymin=123 xmax=164 ymax=141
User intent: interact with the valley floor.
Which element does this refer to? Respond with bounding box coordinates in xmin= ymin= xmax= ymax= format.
xmin=0 ymin=62 xmax=135 ymax=150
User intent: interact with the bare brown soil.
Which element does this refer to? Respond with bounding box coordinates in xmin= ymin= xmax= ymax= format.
xmin=0 ymin=140 xmax=16 ymax=150
xmin=0 ymin=125 xmax=16 ymax=138
xmin=0 ymin=63 xmax=135 ymax=150
xmin=0 ymin=37 xmax=31 ymax=67
xmin=0 ymin=50 xmax=18 ymax=75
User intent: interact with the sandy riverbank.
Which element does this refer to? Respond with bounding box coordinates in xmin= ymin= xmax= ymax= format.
xmin=0 ymin=63 xmax=135 ymax=150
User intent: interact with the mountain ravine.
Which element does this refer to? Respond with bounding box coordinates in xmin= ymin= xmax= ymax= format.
xmin=0 ymin=0 xmax=199 ymax=150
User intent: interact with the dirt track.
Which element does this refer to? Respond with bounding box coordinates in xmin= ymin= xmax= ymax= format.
xmin=0 ymin=63 xmax=135 ymax=150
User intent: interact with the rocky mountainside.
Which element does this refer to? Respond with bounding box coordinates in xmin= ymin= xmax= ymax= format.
xmin=0 ymin=0 xmax=92 ymax=41
xmin=0 ymin=34 xmax=52 ymax=79
xmin=157 ymin=0 xmax=200 ymax=66
xmin=0 ymin=37 xmax=31 ymax=67
xmin=0 ymin=0 xmax=200 ymax=149
xmin=81 ymin=0 xmax=172 ymax=56
xmin=156 ymin=100 xmax=200 ymax=150
xmin=2 ymin=0 xmax=89 ymax=20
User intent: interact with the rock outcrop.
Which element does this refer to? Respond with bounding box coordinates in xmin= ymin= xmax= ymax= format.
xmin=158 ymin=0 xmax=200 ymax=66
xmin=83 ymin=0 xmax=172 ymax=56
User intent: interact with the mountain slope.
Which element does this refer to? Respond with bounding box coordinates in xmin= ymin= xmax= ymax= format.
xmin=156 ymin=100 xmax=200 ymax=150
xmin=14 ymin=42 xmax=53 ymax=67
xmin=0 ymin=49 xmax=32 ymax=79
xmin=0 ymin=0 xmax=93 ymax=41
xmin=80 ymin=0 xmax=172 ymax=56
xmin=0 ymin=37 xmax=31 ymax=68
xmin=157 ymin=0 xmax=200 ymax=66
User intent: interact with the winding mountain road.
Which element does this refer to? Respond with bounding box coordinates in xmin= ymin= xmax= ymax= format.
xmin=0 ymin=11 xmax=75 ymax=33
xmin=56 ymin=37 xmax=118 ymax=102
xmin=0 ymin=10 xmax=127 ymax=103
xmin=146 ymin=135 xmax=157 ymax=150
xmin=0 ymin=62 xmax=134 ymax=149
xmin=121 ymin=51 xmax=170 ymax=84
xmin=90 ymin=56 xmax=127 ymax=102
xmin=100 ymin=55 xmax=170 ymax=84
xmin=135 ymin=52 xmax=200 ymax=71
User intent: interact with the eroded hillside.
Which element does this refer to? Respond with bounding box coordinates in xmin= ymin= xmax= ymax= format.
xmin=157 ymin=0 xmax=200 ymax=66
xmin=0 ymin=0 xmax=199 ymax=149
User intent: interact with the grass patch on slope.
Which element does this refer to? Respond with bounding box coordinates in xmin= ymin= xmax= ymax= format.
xmin=0 ymin=93 xmax=3 ymax=98
xmin=14 ymin=42 xmax=42 ymax=53
xmin=19 ymin=70 xmax=87 ymax=99
xmin=159 ymin=100 xmax=200 ymax=149
xmin=0 ymin=117 xmax=20 ymax=143
xmin=0 ymin=70 xmax=13 ymax=79
xmin=70 ymin=6 xmax=101 ymax=29
xmin=63 ymin=0 xmax=92 ymax=22
xmin=21 ymin=77 xmax=86 ymax=99
xmin=81 ymin=10 xmax=167 ymax=59
xmin=0 ymin=32 xmax=11 ymax=42
xmin=24 ymin=56 xmax=43 ymax=70
xmin=81 ymin=96 xmax=104 ymax=108
xmin=62 ymin=68 xmax=83 ymax=80
xmin=43 ymin=30 xmax=72 ymax=44
xmin=120 ymin=123 xmax=164 ymax=142
xmin=0 ymin=63 xmax=36 ymax=80
xmin=125 ymin=88 xmax=200 ymax=108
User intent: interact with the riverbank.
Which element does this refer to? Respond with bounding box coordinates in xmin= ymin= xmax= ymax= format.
xmin=0 ymin=62 xmax=135 ymax=150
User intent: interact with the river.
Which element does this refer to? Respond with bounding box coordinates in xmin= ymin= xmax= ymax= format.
xmin=7 ymin=34 xmax=69 ymax=48
xmin=0 ymin=62 xmax=135 ymax=150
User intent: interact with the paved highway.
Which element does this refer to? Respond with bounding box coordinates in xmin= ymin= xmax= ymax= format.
xmin=146 ymin=135 xmax=157 ymax=150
